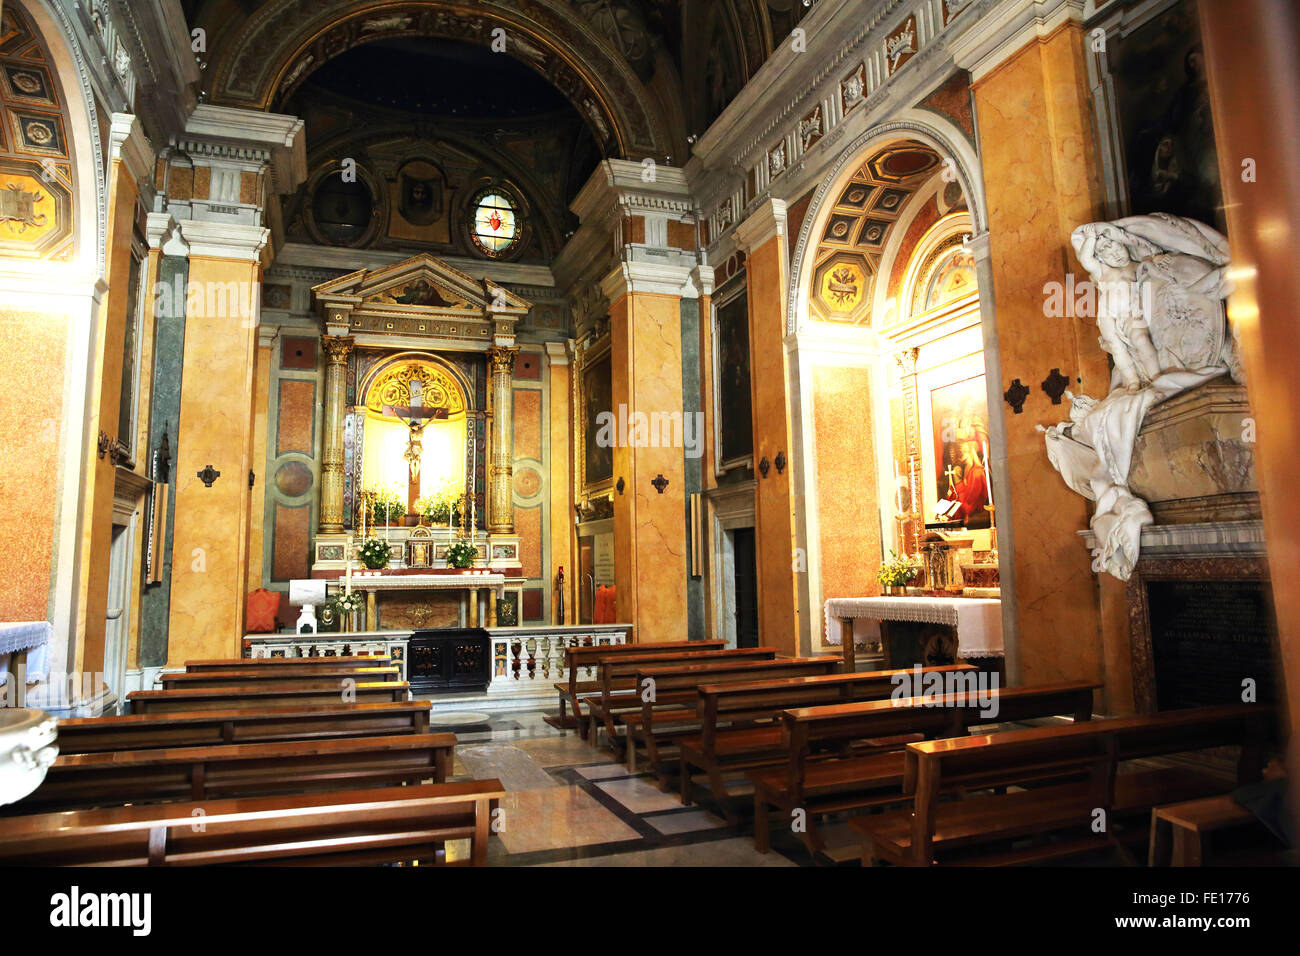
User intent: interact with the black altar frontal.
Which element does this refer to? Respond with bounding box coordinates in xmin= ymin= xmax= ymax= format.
xmin=407 ymin=628 xmax=492 ymax=693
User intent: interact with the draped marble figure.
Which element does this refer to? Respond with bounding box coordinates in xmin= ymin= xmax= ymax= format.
xmin=1041 ymin=213 xmax=1240 ymax=580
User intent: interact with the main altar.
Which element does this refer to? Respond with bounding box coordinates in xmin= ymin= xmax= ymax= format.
xmin=303 ymin=254 xmax=530 ymax=629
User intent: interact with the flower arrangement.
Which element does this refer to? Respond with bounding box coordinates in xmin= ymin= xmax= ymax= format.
xmin=415 ymin=479 xmax=462 ymax=525
xmin=336 ymin=590 xmax=364 ymax=617
xmin=364 ymin=488 xmax=407 ymax=524
xmin=877 ymin=549 xmax=918 ymax=589
xmin=358 ymin=537 xmax=392 ymax=570
xmin=445 ymin=540 xmax=478 ymax=570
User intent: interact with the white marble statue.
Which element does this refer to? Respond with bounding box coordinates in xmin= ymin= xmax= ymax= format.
xmin=1041 ymin=213 xmax=1239 ymax=580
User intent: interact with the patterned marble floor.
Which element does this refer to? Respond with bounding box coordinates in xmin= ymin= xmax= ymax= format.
xmin=429 ymin=707 xmax=815 ymax=866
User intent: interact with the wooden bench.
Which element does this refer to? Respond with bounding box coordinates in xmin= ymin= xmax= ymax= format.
xmin=598 ymin=656 xmax=843 ymax=756
xmin=672 ymin=664 xmax=979 ymax=803
xmin=127 ymin=681 xmax=411 ymax=715
xmin=0 ymin=780 xmax=505 ymax=866
xmin=11 ymin=733 xmax=457 ymax=813
xmin=749 ymin=681 xmax=1099 ymax=855
xmin=852 ymin=704 xmax=1271 ymax=866
xmin=578 ymin=648 xmax=779 ymax=745
xmin=56 ymin=700 xmax=433 ymax=754
xmin=1148 ymin=794 xmax=1262 ymax=866
xmin=547 ymin=640 xmax=726 ymax=735
xmin=160 ymin=665 xmax=403 ymax=690
xmin=186 ymin=655 xmax=391 ymax=672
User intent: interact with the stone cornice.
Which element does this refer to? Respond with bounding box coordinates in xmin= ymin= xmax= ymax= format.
xmin=273 ymin=241 xmax=555 ymax=287
xmin=180 ymin=104 xmax=307 ymax=194
xmin=600 ymin=260 xmax=696 ymax=301
xmin=110 ymin=112 xmax=154 ymax=184
xmin=145 ymin=212 xmax=185 ymax=254
xmin=735 ymin=199 xmax=788 ymax=254
xmin=947 ymin=0 xmax=1088 ymax=82
xmin=543 ymin=341 xmax=570 ymax=365
xmin=178 ymin=220 xmax=270 ymax=262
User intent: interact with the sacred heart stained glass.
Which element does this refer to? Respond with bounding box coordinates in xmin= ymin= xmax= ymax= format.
xmin=470 ymin=189 xmax=520 ymax=257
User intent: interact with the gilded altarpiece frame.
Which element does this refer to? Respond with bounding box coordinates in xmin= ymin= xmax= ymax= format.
xmin=573 ymin=333 xmax=615 ymax=510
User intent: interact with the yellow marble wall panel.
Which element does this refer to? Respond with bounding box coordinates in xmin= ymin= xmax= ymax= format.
xmin=547 ymin=359 xmax=573 ymax=622
xmin=75 ymin=158 xmax=139 ymax=675
xmin=746 ymin=237 xmax=799 ymax=655
xmin=167 ymin=255 xmax=260 ymax=665
xmin=610 ymin=291 xmax=689 ymax=642
xmin=0 ymin=308 xmax=65 ymax=621
xmin=974 ymin=23 xmax=1113 ymax=687
xmin=246 ymin=343 xmax=272 ymax=591
xmin=192 ymin=166 xmax=210 ymax=201
xmin=815 ymin=366 xmax=880 ymax=635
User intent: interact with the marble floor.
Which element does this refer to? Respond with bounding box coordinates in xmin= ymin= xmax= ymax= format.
xmin=429 ymin=706 xmax=816 ymax=866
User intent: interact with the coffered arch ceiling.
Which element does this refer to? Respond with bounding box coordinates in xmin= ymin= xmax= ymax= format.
xmin=195 ymin=0 xmax=679 ymax=158
xmin=807 ymin=141 xmax=961 ymax=326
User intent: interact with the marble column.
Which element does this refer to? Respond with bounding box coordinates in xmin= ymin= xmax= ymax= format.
xmin=488 ymin=345 xmax=518 ymax=533
xmin=319 ymin=335 xmax=353 ymax=533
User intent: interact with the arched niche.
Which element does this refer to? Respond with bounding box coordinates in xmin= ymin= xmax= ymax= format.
xmin=351 ymin=352 xmax=480 ymax=522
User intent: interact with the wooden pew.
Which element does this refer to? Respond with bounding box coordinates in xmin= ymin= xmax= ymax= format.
xmin=851 ymin=704 xmax=1272 ymax=866
xmin=576 ymin=647 xmax=778 ymax=744
xmin=547 ymin=640 xmax=726 ymax=735
xmin=749 ymin=681 xmax=1099 ymax=855
xmin=596 ymin=656 xmax=842 ymax=754
xmin=56 ymin=700 xmax=433 ymax=754
xmin=11 ymin=733 xmax=457 ymax=813
xmin=0 ymin=780 xmax=505 ymax=866
xmin=127 ymin=681 xmax=410 ymax=715
xmin=186 ymin=655 xmax=390 ymax=672
xmin=671 ymin=664 xmax=979 ymax=801
xmin=160 ymin=665 xmax=403 ymax=691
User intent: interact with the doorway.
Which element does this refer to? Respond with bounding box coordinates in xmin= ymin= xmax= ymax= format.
xmin=730 ymin=527 xmax=759 ymax=648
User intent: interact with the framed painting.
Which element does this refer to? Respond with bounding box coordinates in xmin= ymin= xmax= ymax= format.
xmin=575 ymin=337 xmax=614 ymax=500
xmin=919 ymin=365 xmax=991 ymax=531
xmin=713 ymin=287 xmax=753 ymax=471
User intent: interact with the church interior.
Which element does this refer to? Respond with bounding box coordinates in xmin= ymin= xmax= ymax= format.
xmin=0 ymin=0 xmax=1298 ymax=881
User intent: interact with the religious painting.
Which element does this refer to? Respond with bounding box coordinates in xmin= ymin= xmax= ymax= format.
xmin=928 ymin=373 xmax=990 ymax=530
xmin=714 ymin=290 xmax=753 ymax=467
xmin=581 ymin=347 xmax=614 ymax=490
xmin=387 ymin=159 xmax=450 ymax=244
xmin=1110 ymin=1 xmax=1225 ymax=232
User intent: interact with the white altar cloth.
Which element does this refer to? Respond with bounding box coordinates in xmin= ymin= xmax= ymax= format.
xmin=344 ymin=572 xmax=507 ymax=593
xmin=824 ymin=597 xmax=1004 ymax=658
xmin=0 ymin=621 xmax=52 ymax=685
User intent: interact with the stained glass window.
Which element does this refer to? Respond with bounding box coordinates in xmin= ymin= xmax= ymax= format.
xmin=470 ymin=189 xmax=520 ymax=257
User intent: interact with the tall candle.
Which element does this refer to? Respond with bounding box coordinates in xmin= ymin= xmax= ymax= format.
xmin=892 ymin=459 xmax=902 ymax=514
xmin=982 ymin=440 xmax=993 ymax=508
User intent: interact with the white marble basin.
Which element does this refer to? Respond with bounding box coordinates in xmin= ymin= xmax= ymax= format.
xmin=0 ymin=708 xmax=58 ymax=806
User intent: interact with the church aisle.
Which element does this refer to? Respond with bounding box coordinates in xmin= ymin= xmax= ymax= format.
xmin=430 ymin=706 xmax=800 ymax=867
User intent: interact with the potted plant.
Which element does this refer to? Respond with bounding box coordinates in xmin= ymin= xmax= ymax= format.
xmin=417 ymin=481 xmax=462 ymax=527
xmin=364 ymin=488 xmax=407 ymax=529
xmin=445 ymin=540 xmax=478 ymax=571
xmin=877 ymin=549 xmax=917 ymax=596
xmin=358 ymin=537 xmax=392 ymax=571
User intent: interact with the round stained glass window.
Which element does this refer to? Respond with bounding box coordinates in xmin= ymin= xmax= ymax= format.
xmin=469 ymin=189 xmax=521 ymax=258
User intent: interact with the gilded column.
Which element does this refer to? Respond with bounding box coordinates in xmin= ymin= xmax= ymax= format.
xmin=488 ymin=345 xmax=518 ymax=533
xmin=319 ymin=335 xmax=354 ymax=533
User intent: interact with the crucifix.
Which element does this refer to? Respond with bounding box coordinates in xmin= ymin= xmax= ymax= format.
xmin=386 ymin=376 xmax=448 ymax=514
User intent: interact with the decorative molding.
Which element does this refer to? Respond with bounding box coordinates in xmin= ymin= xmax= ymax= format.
xmin=734 ymin=198 xmax=788 ymax=253
xmin=109 ymin=113 xmax=154 ymax=185
xmin=177 ymin=220 xmax=270 ymax=262
xmin=600 ymin=260 xmax=695 ymax=300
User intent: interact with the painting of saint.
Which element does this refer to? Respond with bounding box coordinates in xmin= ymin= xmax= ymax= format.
xmin=929 ymin=375 xmax=990 ymax=529
xmin=583 ymin=352 xmax=613 ymax=489
xmin=1111 ymin=4 xmax=1225 ymax=232
xmin=715 ymin=293 xmax=753 ymax=465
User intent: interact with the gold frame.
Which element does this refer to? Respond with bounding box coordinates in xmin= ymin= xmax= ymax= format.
xmin=573 ymin=332 xmax=615 ymax=506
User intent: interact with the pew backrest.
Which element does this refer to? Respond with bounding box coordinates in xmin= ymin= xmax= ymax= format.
xmin=55 ymin=700 xmax=433 ymax=754
xmin=127 ymin=681 xmax=411 ymax=715
xmin=599 ymin=648 xmax=779 ymax=699
xmin=0 ymin=780 xmax=505 ymax=866
xmin=186 ymin=656 xmax=391 ymax=672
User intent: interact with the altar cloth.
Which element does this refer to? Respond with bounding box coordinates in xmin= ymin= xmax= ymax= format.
xmin=824 ymin=596 xmax=1004 ymax=658
xmin=0 ymin=621 xmax=52 ymax=685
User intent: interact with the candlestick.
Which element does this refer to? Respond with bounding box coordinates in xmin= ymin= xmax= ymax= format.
xmin=981 ymin=440 xmax=994 ymax=508
xmin=892 ymin=459 xmax=902 ymax=515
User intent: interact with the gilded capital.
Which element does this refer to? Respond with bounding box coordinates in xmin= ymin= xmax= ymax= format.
xmin=323 ymin=335 xmax=355 ymax=365
xmin=490 ymin=345 xmax=519 ymax=376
